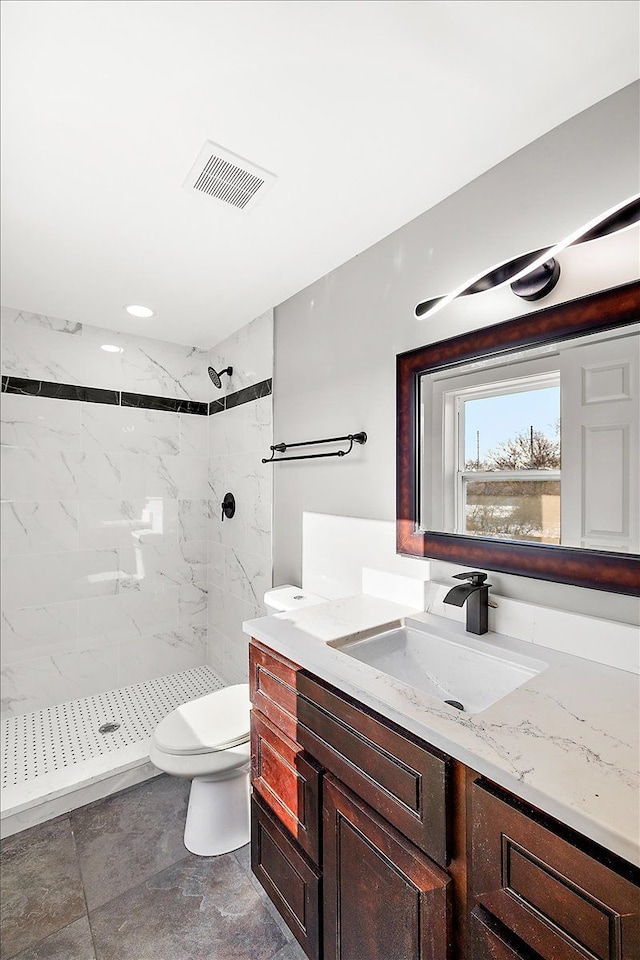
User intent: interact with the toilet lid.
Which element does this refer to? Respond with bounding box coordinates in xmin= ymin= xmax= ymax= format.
xmin=153 ymin=684 xmax=251 ymax=756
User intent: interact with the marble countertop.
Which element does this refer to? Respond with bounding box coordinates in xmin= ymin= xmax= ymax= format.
xmin=244 ymin=595 xmax=640 ymax=867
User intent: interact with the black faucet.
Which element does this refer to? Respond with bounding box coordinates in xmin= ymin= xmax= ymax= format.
xmin=443 ymin=571 xmax=492 ymax=635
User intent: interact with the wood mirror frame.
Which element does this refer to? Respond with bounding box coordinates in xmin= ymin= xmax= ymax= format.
xmin=396 ymin=280 xmax=640 ymax=596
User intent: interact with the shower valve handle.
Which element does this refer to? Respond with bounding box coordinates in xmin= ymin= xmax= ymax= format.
xmin=221 ymin=492 xmax=235 ymax=521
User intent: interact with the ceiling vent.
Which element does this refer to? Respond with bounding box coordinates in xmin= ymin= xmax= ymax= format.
xmin=183 ymin=141 xmax=276 ymax=212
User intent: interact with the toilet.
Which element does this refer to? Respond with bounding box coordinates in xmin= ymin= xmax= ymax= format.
xmin=149 ymin=585 xmax=326 ymax=857
xmin=149 ymin=683 xmax=251 ymax=857
xmin=263 ymin=584 xmax=326 ymax=616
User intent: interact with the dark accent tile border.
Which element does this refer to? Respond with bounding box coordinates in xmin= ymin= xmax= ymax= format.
xmin=121 ymin=392 xmax=208 ymax=416
xmin=209 ymin=378 xmax=272 ymax=415
xmin=2 ymin=376 xmax=119 ymax=405
xmin=2 ymin=375 xmax=272 ymax=416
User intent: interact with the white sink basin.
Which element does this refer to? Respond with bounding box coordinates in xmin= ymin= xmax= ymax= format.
xmin=331 ymin=619 xmax=547 ymax=714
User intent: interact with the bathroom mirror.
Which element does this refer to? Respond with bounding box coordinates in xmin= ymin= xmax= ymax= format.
xmin=397 ymin=281 xmax=640 ymax=595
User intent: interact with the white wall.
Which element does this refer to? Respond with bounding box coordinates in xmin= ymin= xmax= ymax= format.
xmin=207 ymin=311 xmax=274 ymax=683
xmin=273 ymin=82 xmax=640 ymax=625
xmin=1 ymin=308 xmax=210 ymax=716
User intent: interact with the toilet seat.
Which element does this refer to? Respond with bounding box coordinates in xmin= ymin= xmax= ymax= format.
xmin=153 ymin=683 xmax=250 ymax=756
xmin=149 ymin=682 xmax=252 ymax=856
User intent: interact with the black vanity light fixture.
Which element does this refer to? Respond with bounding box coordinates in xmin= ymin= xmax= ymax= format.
xmin=415 ymin=194 xmax=640 ymax=319
xmin=510 ymin=257 xmax=561 ymax=301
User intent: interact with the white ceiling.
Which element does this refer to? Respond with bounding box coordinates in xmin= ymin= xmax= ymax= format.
xmin=1 ymin=0 xmax=638 ymax=347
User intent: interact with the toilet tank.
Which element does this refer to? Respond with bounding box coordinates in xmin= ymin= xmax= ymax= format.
xmin=264 ymin=585 xmax=326 ymax=615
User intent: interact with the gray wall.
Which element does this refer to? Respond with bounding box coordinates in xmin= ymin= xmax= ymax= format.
xmin=273 ymin=82 xmax=640 ymax=624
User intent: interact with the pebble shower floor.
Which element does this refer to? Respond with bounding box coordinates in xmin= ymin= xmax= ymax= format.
xmin=1 ymin=666 xmax=225 ymax=814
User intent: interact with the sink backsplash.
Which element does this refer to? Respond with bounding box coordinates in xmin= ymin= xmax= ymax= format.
xmin=302 ymin=512 xmax=639 ymax=675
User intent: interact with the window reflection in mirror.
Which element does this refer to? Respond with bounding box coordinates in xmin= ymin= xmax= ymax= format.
xmin=420 ymin=325 xmax=639 ymax=554
xmin=460 ymin=382 xmax=560 ymax=544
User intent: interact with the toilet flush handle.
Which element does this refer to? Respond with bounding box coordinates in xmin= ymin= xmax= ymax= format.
xmin=221 ymin=492 xmax=236 ymax=521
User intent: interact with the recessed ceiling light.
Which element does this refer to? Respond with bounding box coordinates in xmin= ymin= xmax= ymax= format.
xmin=125 ymin=304 xmax=155 ymax=318
xmin=101 ymin=344 xmax=122 ymax=353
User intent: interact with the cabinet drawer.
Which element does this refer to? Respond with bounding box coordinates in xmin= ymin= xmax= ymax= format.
xmin=323 ymin=774 xmax=451 ymax=960
xmin=297 ymin=673 xmax=450 ymax=867
xmin=251 ymin=710 xmax=321 ymax=863
xmin=470 ymin=906 xmax=543 ymax=959
xmin=251 ymin=795 xmax=321 ymax=960
xmin=249 ymin=640 xmax=300 ymax=742
xmin=473 ymin=779 xmax=640 ymax=960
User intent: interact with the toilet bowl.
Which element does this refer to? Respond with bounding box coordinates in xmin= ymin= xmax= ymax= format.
xmin=149 ymin=683 xmax=251 ymax=857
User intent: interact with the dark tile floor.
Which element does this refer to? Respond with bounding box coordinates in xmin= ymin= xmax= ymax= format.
xmin=0 ymin=776 xmax=306 ymax=960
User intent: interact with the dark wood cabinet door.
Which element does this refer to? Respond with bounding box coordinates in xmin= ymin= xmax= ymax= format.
xmin=472 ymin=779 xmax=640 ymax=960
xmin=323 ymin=775 xmax=451 ymax=960
xmin=470 ymin=906 xmax=544 ymax=960
xmin=251 ymin=709 xmax=321 ymax=863
xmin=251 ymin=795 xmax=321 ymax=960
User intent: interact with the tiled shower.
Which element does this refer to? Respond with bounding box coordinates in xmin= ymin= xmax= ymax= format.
xmin=0 ymin=305 xmax=273 ymax=834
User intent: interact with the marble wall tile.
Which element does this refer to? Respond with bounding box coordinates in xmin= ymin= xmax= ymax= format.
xmin=179 ymin=411 xmax=208 ymax=456
xmin=78 ymin=498 xmax=178 ymax=549
xmin=1 ymin=449 xmax=122 ymax=501
xmin=225 ymin=546 xmax=272 ymax=608
xmin=178 ymin=499 xmax=209 ymax=541
xmin=178 ymin=582 xmax=208 ymax=627
xmin=209 ymin=455 xmax=272 ymax=559
xmin=1 ymin=500 xmax=79 ymax=556
xmin=244 ymin=394 xmax=273 ymax=454
xmin=208 ymin=542 xmax=226 ymax=585
xmin=1 ymin=646 xmax=119 ymax=717
xmin=81 ymin=404 xmax=180 ymax=456
xmin=1 ymin=548 xmax=121 ymax=607
xmin=1 ymin=602 xmax=79 ymax=664
xmin=2 ymin=448 xmax=77 ymax=500
xmin=208 ymin=395 xmax=272 ymax=457
xmin=120 ymin=335 xmax=209 ymax=401
xmin=206 ymin=310 xmax=273 ymax=686
xmin=78 ymin=589 xmax=178 ymax=645
xmin=1 ymin=321 xmax=121 ymax=389
xmin=1 ymin=305 xmax=214 ymax=716
xmin=118 ymin=540 xmax=207 ymax=593
xmin=0 ymin=393 xmax=82 ymax=451
xmin=1 ymin=305 xmax=82 ymax=334
xmin=116 ymin=625 xmax=207 ymax=687
xmin=121 ymin=454 xmax=209 ymax=500
xmin=208 ymin=404 xmax=246 ymax=455
xmin=207 ymin=404 xmax=234 ymax=456
xmin=71 ymin=452 xmax=123 ymax=500
xmin=208 ymin=451 xmax=272 ymax=507
xmin=209 ymin=491 xmax=272 ymax=560
xmin=207 ymin=586 xmax=260 ymax=652
xmin=207 ymin=623 xmax=252 ymax=685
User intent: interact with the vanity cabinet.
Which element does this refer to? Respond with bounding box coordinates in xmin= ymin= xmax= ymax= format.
xmin=249 ymin=639 xmax=454 ymax=960
xmin=249 ymin=639 xmax=640 ymax=960
xmin=471 ymin=779 xmax=640 ymax=960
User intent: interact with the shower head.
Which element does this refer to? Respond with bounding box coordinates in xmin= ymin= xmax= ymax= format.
xmin=208 ymin=365 xmax=233 ymax=389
